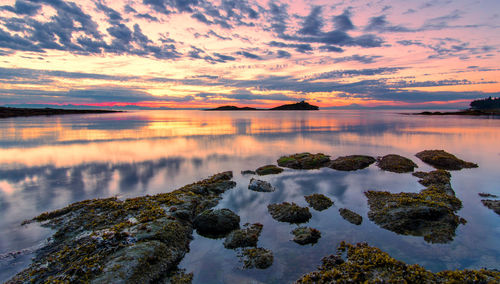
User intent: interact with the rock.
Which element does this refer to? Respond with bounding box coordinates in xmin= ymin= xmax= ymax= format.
xmin=239 ymin=248 xmax=274 ymax=269
xmin=295 ymin=242 xmax=500 ymax=283
xmin=277 ymin=153 xmax=331 ymax=170
xmin=255 ymin=164 xmax=284 ymax=175
xmin=415 ymin=150 xmax=478 ymax=170
xmin=224 ymin=223 xmax=263 ymax=249
xmin=248 ymin=178 xmax=275 ymax=192
xmin=339 ymin=208 xmax=363 ymax=225
xmin=241 ymin=170 xmax=256 ymax=175
xmin=304 ymin=194 xmax=333 ymax=211
xmin=481 ymin=200 xmax=500 ymax=215
xmin=413 ymin=170 xmax=454 ymax=195
xmin=291 ymin=227 xmax=321 ymax=245
xmin=8 ymin=172 xmax=236 ymax=283
xmin=376 ymin=154 xmax=418 ymax=173
xmin=193 ymin=208 xmax=240 ymax=238
xmin=267 ymin=202 xmax=312 ymax=224
xmin=329 ymin=155 xmax=376 ymax=171
xmin=479 ymin=193 xmax=498 ymax=198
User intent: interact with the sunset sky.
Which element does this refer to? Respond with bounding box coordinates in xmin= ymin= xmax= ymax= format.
xmin=0 ymin=0 xmax=499 ymax=109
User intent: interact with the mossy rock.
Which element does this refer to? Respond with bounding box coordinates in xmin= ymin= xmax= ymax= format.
xmin=339 ymin=208 xmax=362 ymax=225
xmin=224 ymin=223 xmax=263 ymax=249
xmin=413 ymin=170 xmax=454 ymax=195
xmin=329 ymin=155 xmax=376 ymax=171
xmin=248 ymin=178 xmax=275 ymax=192
xmin=291 ymin=227 xmax=321 ymax=245
xmin=481 ymin=200 xmax=500 ymax=215
xmin=376 ymin=154 xmax=418 ymax=173
xmin=277 ymin=153 xmax=331 ymax=169
xmin=193 ymin=208 xmax=240 ymax=238
xmin=296 ymin=242 xmax=500 ymax=283
xmin=239 ymin=247 xmax=274 ymax=269
xmin=267 ymin=202 xmax=312 ymax=224
xmin=255 ymin=164 xmax=284 ymax=175
xmin=416 ymin=150 xmax=478 ymax=170
xmin=304 ymin=194 xmax=333 ymax=211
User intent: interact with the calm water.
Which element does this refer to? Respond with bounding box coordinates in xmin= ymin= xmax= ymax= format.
xmin=0 ymin=110 xmax=499 ymax=282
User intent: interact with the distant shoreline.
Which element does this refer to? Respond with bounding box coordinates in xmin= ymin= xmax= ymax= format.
xmin=0 ymin=107 xmax=122 ymax=119
xmin=205 ymin=101 xmax=319 ymax=111
xmin=406 ymin=109 xmax=500 ymax=116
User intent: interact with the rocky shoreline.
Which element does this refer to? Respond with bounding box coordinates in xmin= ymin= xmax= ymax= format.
xmin=0 ymin=107 xmax=121 ymax=118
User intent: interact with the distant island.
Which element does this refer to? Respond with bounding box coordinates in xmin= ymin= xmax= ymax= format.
xmin=412 ymin=97 xmax=500 ymax=116
xmin=0 ymin=107 xmax=121 ymax=119
xmin=205 ymin=101 xmax=319 ymax=111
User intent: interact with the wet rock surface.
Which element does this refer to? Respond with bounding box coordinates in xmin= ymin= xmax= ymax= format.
xmin=376 ymin=154 xmax=418 ymax=173
xmin=248 ymin=178 xmax=275 ymax=192
xmin=267 ymin=202 xmax=312 ymax=224
xmin=8 ymin=172 xmax=236 ymax=284
xmin=193 ymin=208 xmax=240 ymax=238
xmin=224 ymin=223 xmax=263 ymax=249
xmin=329 ymin=155 xmax=376 ymax=171
xmin=304 ymin=194 xmax=333 ymax=211
xmin=365 ymin=170 xmax=464 ymax=243
xmin=277 ymin=153 xmax=331 ymax=169
xmin=479 ymin=192 xmax=498 ymax=198
xmin=241 ymin=170 xmax=256 ymax=175
xmin=412 ymin=170 xmax=454 ymax=195
xmin=239 ymin=248 xmax=274 ymax=269
xmin=295 ymin=242 xmax=500 ymax=283
xmin=339 ymin=208 xmax=363 ymax=225
xmin=291 ymin=227 xmax=321 ymax=245
xmin=481 ymin=200 xmax=500 ymax=215
xmin=255 ymin=165 xmax=284 ymax=175
xmin=416 ymin=150 xmax=478 ymax=170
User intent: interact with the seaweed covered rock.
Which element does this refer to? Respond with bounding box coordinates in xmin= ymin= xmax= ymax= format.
xmin=295 ymin=242 xmax=500 ymax=283
xmin=481 ymin=200 xmax=500 ymax=215
xmin=193 ymin=208 xmax=240 ymax=238
xmin=255 ymin=164 xmax=284 ymax=175
xmin=291 ymin=227 xmax=321 ymax=245
xmin=339 ymin=208 xmax=363 ymax=225
xmin=267 ymin=202 xmax=312 ymax=224
xmin=239 ymin=248 xmax=274 ymax=269
xmin=304 ymin=194 xmax=333 ymax=211
xmin=329 ymin=155 xmax=376 ymax=171
xmin=248 ymin=178 xmax=275 ymax=192
xmin=224 ymin=223 xmax=263 ymax=249
xmin=277 ymin=153 xmax=331 ymax=170
xmin=365 ymin=184 xmax=464 ymax=243
xmin=416 ymin=150 xmax=478 ymax=170
xmin=479 ymin=193 xmax=498 ymax=198
xmin=8 ymin=172 xmax=236 ymax=283
xmin=241 ymin=170 xmax=256 ymax=175
xmin=413 ymin=170 xmax=454 ymax=195
xmin=376 ymin=154 xmax=418 ymax=173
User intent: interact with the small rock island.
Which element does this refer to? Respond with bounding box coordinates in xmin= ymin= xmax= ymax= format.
xmin=0 ymin=106 xmax=120 ymax=119
xmin=205 ymin=101 xmax=319 ymax=111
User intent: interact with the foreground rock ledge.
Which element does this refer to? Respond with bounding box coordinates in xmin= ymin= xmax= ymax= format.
xmin=8 ymin=172 xmax=236 ymax=284
xmin=415 ymin=150 xmax=478 ymax=170
xmin=295 ymin=242 xmax=500 ymax=283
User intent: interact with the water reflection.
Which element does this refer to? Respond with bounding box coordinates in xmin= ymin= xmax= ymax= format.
xmin=0 ymin=110 xmax=500 ymax=282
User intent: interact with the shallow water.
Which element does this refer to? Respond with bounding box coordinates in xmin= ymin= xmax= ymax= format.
xmin=0 ymin=110 xmax=499 ymax=282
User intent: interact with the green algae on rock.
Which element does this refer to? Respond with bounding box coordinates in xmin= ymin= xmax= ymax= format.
xmin=255 ymin=164 xmax=284 ymax=175
xmin=267 ymin=202 xmax=312 ymax=224
xmin=239 ymin=247 xmax=274 ymax=269
xmin=291 ymin=227 xmax=321 ymax=245
xmin=329 ymin=155 xmax=376 ymax=171
xmin=481 ymin=200 xmax=500 ymax=215
xmin=295 ymin=242 xmax=500 ymax=283
xmin=193 ymin=208 xmax=240 ymax=238
xmin=224 ymin=223 xmax=263 ymax=249
xmin=376 ymin=154 xmax=418 ymax=173
xmin=339 ymin=208 xmax=363 ymax=225
xmin=8 ymin=172 xmax=236 ymax=284
xmin=277 ymin=153 xmax=331 ymax=169
xmin=416 ymin=150 xmax=478 ymax=170
xmin=304 ymin=194 xmax=333 ymax=211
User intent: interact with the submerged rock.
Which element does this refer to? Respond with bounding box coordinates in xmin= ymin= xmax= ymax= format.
xmin=255 ymin=164 xmax=284 ymax=175
xmin=193 ymin=208 xmax=240 ymax=238
xmin=277 ymin=153 xmax=331 ymax=169
xmin=479 ymin=193 xmax=498 ymax=198
xmin=239 ymin=248 xmax=274 ymax=269
xmin=329 ymin=155 xmax=376 ymax=171
xmin=415 ymin=150 xmax=478 ymax=170
xmin=481 ymin=200 xmax=500 ymax=215
xmin=224 ymin=223 xmax=263 ymax=249
xmin=291 ymin=227 xmax=321 ymax=245
xmin=295 ymin=242 xmax=500 ymax=283
xmin=339 ymin=208 xmax=363 ymax=225
xmin=304 ymin=194 xmax=333 ymax=211
xmin=241 ymin=170 xmax=256 ymax=175
xmin=376 ymin=154 xmax=418 ymax=173
xmin=267 ymin=202 xmax=312 ymax=224
xmin=8 ymin=172 xmax=236 ymax=283
xmin=248 ymin=178 xmax=275 ymax=192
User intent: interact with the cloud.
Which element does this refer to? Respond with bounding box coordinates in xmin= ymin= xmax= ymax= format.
xmin=236 ymin=50 xmax=262 ymax=59
xmin=305 ymin=67 xmax=405 ymax=81
xmin=268 ymin=41 xmax=312 ymax=53
xmin=365 ymin=15 xmax=414 ymax=33
xmin=1 ymin=0 xmax=42 ymax=16
xmin=276 ymin=50 xmax=291 ymax=58
xmin=298 ymin=6 xmax=323 ymax=36
xmin=332 ymin=10 xmax=354 ymax=31
xmin=319 ymin=45 xmax=343 ymax=52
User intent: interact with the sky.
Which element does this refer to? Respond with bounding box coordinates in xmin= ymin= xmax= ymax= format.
xmin=0 ymin=0 xmax=499 ymax=109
